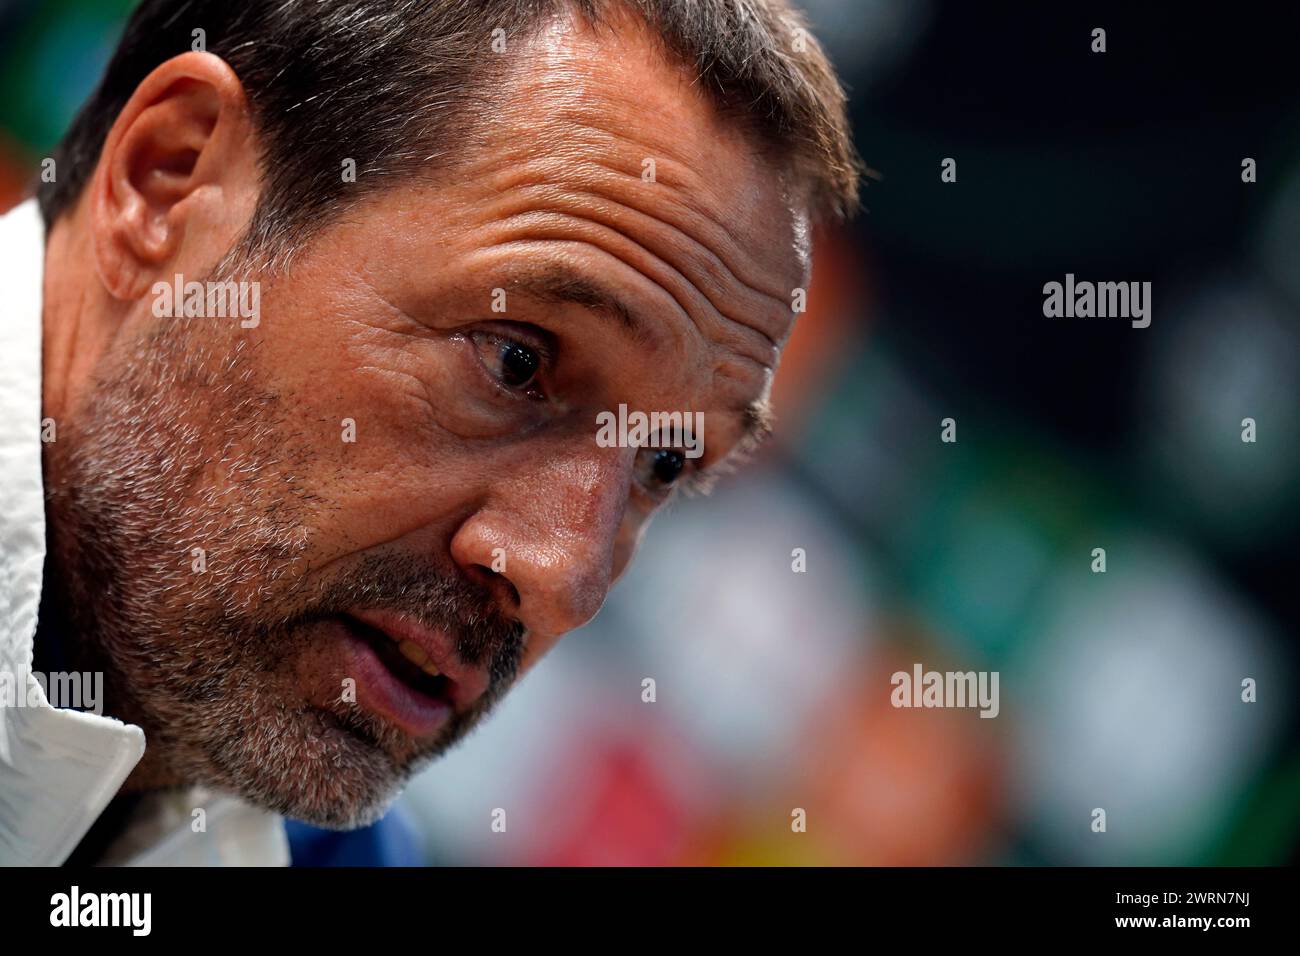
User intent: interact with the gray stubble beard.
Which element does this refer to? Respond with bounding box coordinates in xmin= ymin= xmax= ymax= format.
xmin=44 ymin=317 xmax=520 ymax=829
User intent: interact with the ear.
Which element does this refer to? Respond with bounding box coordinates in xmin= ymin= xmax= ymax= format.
xmin=90 ymin=51 xmax=257 ymax=301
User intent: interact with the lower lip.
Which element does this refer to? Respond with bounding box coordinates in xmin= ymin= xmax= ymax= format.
xmin=334 ymin=617 xmax=452 ymax=738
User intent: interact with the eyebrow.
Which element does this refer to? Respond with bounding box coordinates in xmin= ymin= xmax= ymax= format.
xmin=740 ymin=398 xmax=775 ymax=454
xmin=506 ymin=266 xmax=644 ymax=337
xmin=503 ymin=265 xmax=777 ymax=477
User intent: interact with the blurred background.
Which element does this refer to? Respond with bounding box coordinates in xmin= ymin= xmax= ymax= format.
xmin=2 ymin=0 xmax=1296 ymax=865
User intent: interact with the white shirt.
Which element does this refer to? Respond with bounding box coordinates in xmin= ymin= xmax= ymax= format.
xmin=0 ymin=199 xmax=289 ymax=866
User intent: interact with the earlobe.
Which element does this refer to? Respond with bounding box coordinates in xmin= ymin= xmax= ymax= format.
xmin=88 ymin=52 xmax=252 ymax=302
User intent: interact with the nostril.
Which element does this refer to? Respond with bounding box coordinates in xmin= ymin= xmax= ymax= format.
xmin=467 ymin=563 xmax=521 ymax=611
xmin=464 ymin=563 xmax=493 ymax=589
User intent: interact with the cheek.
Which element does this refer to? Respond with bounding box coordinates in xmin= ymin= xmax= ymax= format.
xmin=294 ymin=390 xmax=486 ymax=558
xmin=237 ymin=281 xmax=493 ymax=540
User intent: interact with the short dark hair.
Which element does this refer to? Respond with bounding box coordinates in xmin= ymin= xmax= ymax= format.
xmin=39 ymin=0 xmax=861 ymax=270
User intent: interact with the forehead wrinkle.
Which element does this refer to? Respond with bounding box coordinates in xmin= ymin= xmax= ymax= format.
xmin=484 ymin=209 xmax=780 ymax=377
xmin=526 ymin=111 xmax=762 ymax=260
xmin=491 ymin=209 xmax=780 ymax=377
xmin=481 ymin=4 xmax=808 ymax=313
xmin=466 ymin=86 xmax=799 ymax=326
xmin=477 ymin=233 xmax=692 ymax=360
xmin=481 ymin=114 xmax=799 ymax=314
xmin=472 ymin=170 xmax=794 ymax=361
xmin=477 ymin=145 xmax=782 ymax=282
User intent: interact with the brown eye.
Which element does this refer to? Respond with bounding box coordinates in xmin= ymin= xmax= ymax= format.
xmin=499 ymin=342 xmax=539 ymax=388
xmin=470 ymin=331 xmax=547 ymax=396
xmin=651 ymin=449 xmax=685 ymax=485
xmin=635 ymin=447 xmax=688 ymax=497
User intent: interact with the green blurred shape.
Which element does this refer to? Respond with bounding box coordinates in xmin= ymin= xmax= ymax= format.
xmin=0 ymin=0 xmax=135 ymax=155
xmin=1208 ymin=754 xmax=1300 ymax=865
xmin=897 ymin=435 xmax=1122 ymax=666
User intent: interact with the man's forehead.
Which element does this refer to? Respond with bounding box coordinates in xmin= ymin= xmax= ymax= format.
xmin=489 ymin=8 xmax=813 ymax=302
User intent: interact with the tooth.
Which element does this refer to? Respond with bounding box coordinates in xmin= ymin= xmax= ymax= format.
xmin=398 ymin=640 xmax=430 ymax=667
xmin=419 ymin=661 xmax=442 ymax=678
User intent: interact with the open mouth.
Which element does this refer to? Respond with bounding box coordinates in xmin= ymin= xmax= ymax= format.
xmin=341 ymin=613 xmax=452 ymax=703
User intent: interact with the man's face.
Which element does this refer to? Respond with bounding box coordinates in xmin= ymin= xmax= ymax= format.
xmin=46 ymin=16 xmax=808 ymax=826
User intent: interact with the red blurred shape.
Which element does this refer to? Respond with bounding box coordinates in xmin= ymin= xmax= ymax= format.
xmin=530 ymin=738 xmax=695 ymax=867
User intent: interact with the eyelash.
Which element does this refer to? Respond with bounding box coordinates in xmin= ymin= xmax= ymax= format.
xmin=632 ymin=446 xmax=705 ymax=503
xmin=466 ymin=325 xmax=554 ymax=401
xmin=464 ymin=325 xmax=705 ymax=501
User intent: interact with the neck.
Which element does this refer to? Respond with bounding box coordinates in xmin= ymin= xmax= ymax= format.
xmin=40 ymin=207 xmax=116 ymax=430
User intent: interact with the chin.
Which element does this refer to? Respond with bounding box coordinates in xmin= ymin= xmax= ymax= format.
xmin=187 ymin=697 xmax=412 ymax=830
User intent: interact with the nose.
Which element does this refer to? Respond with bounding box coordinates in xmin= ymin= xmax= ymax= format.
xmin=449 ymin=441 xmax=632 ymax=650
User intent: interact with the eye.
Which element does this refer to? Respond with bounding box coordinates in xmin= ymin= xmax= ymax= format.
xmin=469 ymin=330 xmax=547 ymax=398
xmin=635 ymin=447 xmax=688 ymax=496
xmin=499 ymin=342 xmax=539 ymax=388
xmin=651 ymin=449 xmax=686 ymax=485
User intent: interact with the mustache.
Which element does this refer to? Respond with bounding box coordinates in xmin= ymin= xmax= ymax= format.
xmin=277 ymin=551 xmax=526 ymax=691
